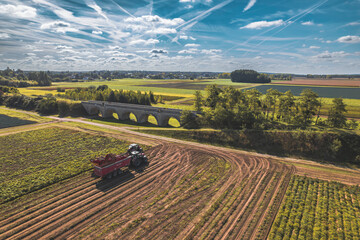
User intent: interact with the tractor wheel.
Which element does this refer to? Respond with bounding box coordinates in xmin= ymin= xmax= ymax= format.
xmin=132 ymin=158 xmax=141 ymax=167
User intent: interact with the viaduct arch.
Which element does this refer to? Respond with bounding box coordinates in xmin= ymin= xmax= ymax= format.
xmin=81 ymin=101 xmax=184 ymax=127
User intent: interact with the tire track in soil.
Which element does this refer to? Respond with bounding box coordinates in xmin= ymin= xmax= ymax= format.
xmin=1 ymin=142 xmax=293 ymax=240
xmin=0 ymin=145 xmax=168 ymax=239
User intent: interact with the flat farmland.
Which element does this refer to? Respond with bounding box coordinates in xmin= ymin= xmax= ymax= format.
xmin=273 ymin=78 xmax=360 ymax=87
xmin=36 ymin=78 xmax=251 ymax=98
xmin=0 ymin=140 xmax=294 ymax=240
xmin=138 ymin=81 xmax=251 ymax=91
xmin=1 ymin=117 xmax=360 ymax=239
xmin=0 ymin=127 xmax=130 ymax=203
xmin=251 ymin=85 xmax=360 ymax=99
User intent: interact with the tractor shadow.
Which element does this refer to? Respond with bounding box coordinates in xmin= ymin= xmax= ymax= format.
xmin=94 ymin=161 xmax=149 ymax=192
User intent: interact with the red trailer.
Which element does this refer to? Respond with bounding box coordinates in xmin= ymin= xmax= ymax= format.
xmin=91 ymin=144 xmax=147 ymax=179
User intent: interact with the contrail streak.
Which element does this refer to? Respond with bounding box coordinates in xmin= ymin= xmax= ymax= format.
xmin=175 ymin=0 xmax=233 ymax=30
xmin=109 ymin=0 xmax=135 ymax=17
xmin=243 ymin=0 xmax=257 ymax=12
xmin=253 ymin=0 xmax=328 ymax=49
xmin=221 ymin=0 xmax=328 ymax=56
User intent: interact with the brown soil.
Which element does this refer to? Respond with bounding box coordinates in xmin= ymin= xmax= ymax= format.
xmin=0 ymin=142 xmax=293 ymax=240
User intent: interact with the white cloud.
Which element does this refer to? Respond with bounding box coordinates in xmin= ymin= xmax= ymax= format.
xmin=92 ymin=30 xmax=103 ymax=35
xmin=41 ymin=21 xmax=78 ymax=33
xmin=315 ymin=51 xmax=350 ymax=59
xmin=301 ymin=21 xmax=322 ymax=26
xmin=0 ymin=33 xmax=10 ymax=39
xmin=179 ymin=0 xmax=195 ymax=2
xmin=109 ymin=30 xmax=130 ymax=39
xmin=185 ymin=43 xmax=200 ymax=47
xmin=180 ymin=35 xmax=196 ymax=40
xmin=309 ymin=46 xmax=320 ymax=49
xmin=178 ymin=48 xmax=198 ymax=54
xmin=240 ymin=20 xmax=285 ymax=29
xmin=125 ymin=15 xmax=184 ymax=26
xmin=55 ymin=45 xmax=72 ymax=49
xmin=58 ymin=49 xmax=78 ymax=54
xmin=149 ymin=49 xmax=168 ymax=54
xmin=243 ymin=0 xmax=257 ymax=12
xmin=87 ymin=1 xmax=109 ymax=21
xmin=301 ymin=21 xmax=314 ymax=26
xmin=109 ymin=46 xmax=122 ymax=50
xmin=0 ymin=4 xmax=36 ymax=19
xmin=104 ymin=51 xmax=136 ymax=57
xmin=337 ymin=35 xmax=360 ymax=44
xmin=345 ymin=21 xmax=360 ymax=26
xmin=129 ymin=38 xmax=159 ymax=45
xmin=201 ymin=49 xmax=222 ymax=54
xmin=146 ymin=28 xmax=177 ymax=34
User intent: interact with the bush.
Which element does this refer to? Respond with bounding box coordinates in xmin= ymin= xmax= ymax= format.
xmin=4 ymin=94 xmax=38 ymax=110
xmin=180 ymin=110 xmax=200 ymax=129
xmin=58 ymin=100 xmax=70 ymax=116
xmin=56 ymin=87 xmax=65 ymax=92
xmin=347 ymin=119 xmax=359 ymax=130
xmin=0 ymin=86 xmax=19 ymax=94
xmin=35 ymin=96 xmax=58 ymax=114
xmin=69 ymin=102 xmax=87 ymax=116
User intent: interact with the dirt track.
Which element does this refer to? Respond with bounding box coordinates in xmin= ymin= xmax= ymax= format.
xmin=0 ymin=143 xmax=293 ymax=240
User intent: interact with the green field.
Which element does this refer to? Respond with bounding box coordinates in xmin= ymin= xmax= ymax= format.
xmin=28 ymin=78 xmax=252 ymax=97
xmin=269 ymin=175 xmax=360 ymax=239
xmin=13 ymin=78 xmax=360 ymax=121
xmin=252 ymin=84 xmax=360 ymax=99
xmin=0 ymin=107 xmax=50 ymax=128
xmin=0 ymin=127 xmax=131 ymax=203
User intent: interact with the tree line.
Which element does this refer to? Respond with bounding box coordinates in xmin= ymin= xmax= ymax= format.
xmin=57 ymin=85 xmax=160 ymax=105
xmin=0 ymin=67 xmax=51 ymax=87
xmin=181 ymin=85 xmax=358 ymax=130
xmin=230 ymin=69 xmax=271 ymax=83
xmin=0 ymin=93 xmax=86 ymax=116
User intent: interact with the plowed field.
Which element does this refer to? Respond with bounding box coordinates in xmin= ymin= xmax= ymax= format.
xmin=0 ymin=143 xmax=294 ymax=240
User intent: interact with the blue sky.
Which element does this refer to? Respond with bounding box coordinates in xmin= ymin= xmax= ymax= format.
xmin=0 ymin=0 xmax=359 ymax=74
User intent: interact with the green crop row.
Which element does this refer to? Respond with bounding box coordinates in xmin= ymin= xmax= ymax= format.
xmin=0 ymin=127 xmax=131 ymax=203
xmin=269 ymin=175 xmax=360 ymax=239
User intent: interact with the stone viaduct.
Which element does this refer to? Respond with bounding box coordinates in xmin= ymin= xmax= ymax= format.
xmin=81 ymin=101 xmax=184 ymax=126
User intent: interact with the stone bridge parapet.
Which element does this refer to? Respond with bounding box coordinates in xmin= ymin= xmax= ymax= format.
xmin=81 ymin=101 xmax=185 ymax=126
